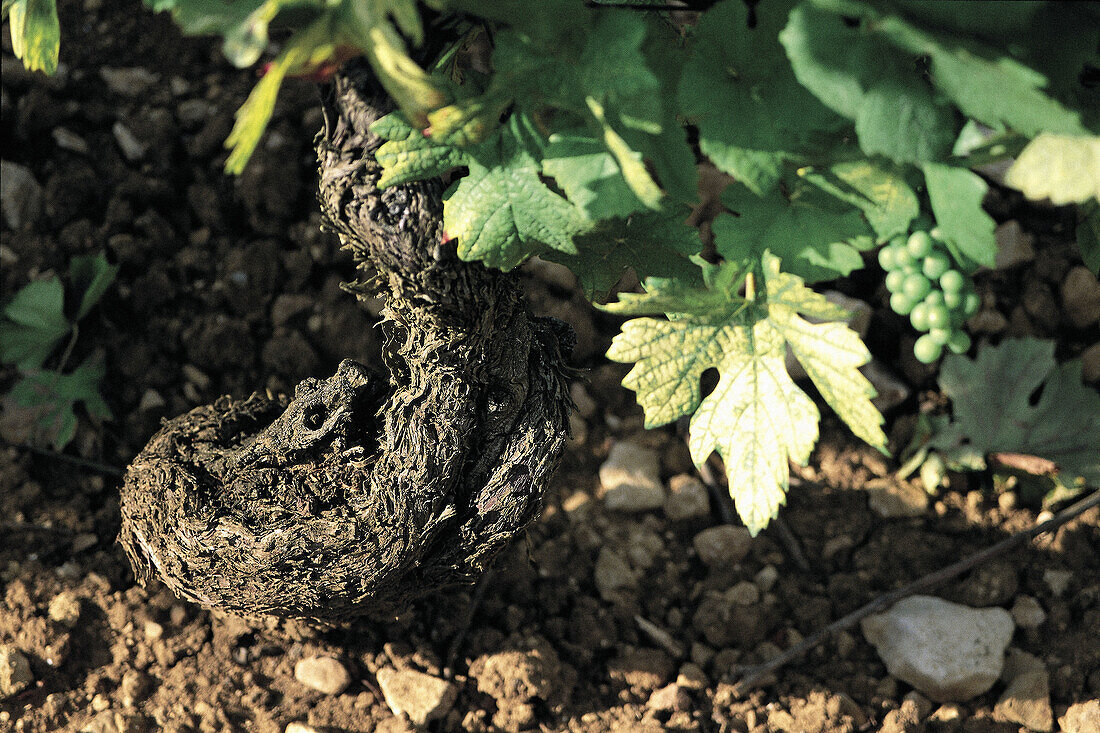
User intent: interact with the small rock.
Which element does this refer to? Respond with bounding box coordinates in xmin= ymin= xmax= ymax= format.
xmin=863 ymin=360 xmax=911 ymax=412
xmin=860 ymin=595 xmax=1014 ymax=702
xmin=1010 ymin=595 xmax=1046 ymax=629
xmin=0 ymin=646 xmax=33 ymax=698
xmin=593 ymin=548 xmax=637 ymax=601
xmin=285 ymin=724 xmax=321 ymax=733
xmin=676 ymin=663 xmax=708 ymax=690
xmin=176 ymin=99 xmax=214 ymax=128
xmin=753 ymin=565 xmax=779 ymax=592
xmin=375 ymin=667 xmax=457 ymax=727
xmin=470 ymin=641 xmax=570 ymax=707
xmin=48 ymin=591 xmax=81 ymax=628
xmin=726 ymin=581 xmax=760 ymax=606
xmin=92 ymin=693 xmax=111 ymax=711
xmin=119 ymin=669 xmax=151 ymax=708
xmin=600 ymin=442 xmax=664 ymax=512
xmin=903 ymin=691 xmax=932 ymax=720
xmin=99 ymin=67 xmax=158 ymax=97
xmin=1059 ymin=699 xmax=1100 ymax=733
xmin=143 ymin=620 xmax=163 ymax=640
xmin=1061 ymin=266 xmax=1100 ymax=329
xmin=294 ymin=656 xmax=351 ymax=695
xmin=112 ymin=122 xmax=146 ymax=162
xmin=663 ymin=474 xmax=710 ymax=521
xmin=138 ymin=389 xmax=166 ymax=412
xmin=52 ymin=127 xmax=89 ymax=155
xmin=1082 ymin=342 xmax=1100 ymax=384
xmin=994 ymin=220 xmax=1036 ymax=269
xmin=1042 ymin=569 xmax=1073 ymax=597
xmin=865 ymin=478 xmax=928 ymax=518
xmin=692 ymin=525 xmax=752 ymax=568
xmin=168 ymin=605 xmax=188 ymax=626
xmin=607 ymin=647 xmax=675 ymax=691
xmin=1 ymin=160 xmax=43 ymax=229
xmin=968 ymin=308 xmax=1007 ymax=335
xmin=180 ymin=364 xmax=211 ymax=390
xmin=72 ymin=533 xmax=98 ymax=553
xmin=647 ymin=683 xmax=691 ymax=711
xmin=995 ymin=659 xmax=1052 ymax=732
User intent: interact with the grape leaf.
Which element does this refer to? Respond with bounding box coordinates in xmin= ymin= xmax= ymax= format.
xmin=545 ymin=210 xmax=702 ymax=301
xmin=780 ymin=3 xmax=956 ymax=164
xmin=605 ymin=252 xmax=884 ymax=533
xmin=713 ymin=185 xmax=872 ymax=283
xmin=541 ymin=127 xmax=648 ymax=221
xmin=5 ymin=0 xmax=60 ymax=74
xmin=443 ymin=116 xmax=585 ymax=271
xmin=372 ymin=112 xmax=470 ymax=189
xmin=800 ymin=160 xmax=919 ymax=241
xmin=1005 ymin=134 xmax=1100 ymax=206
xmin=679 ymin=0 xmax=841 ymax=195
xmin=69 ymin=252 xmax=119 ymax=321
xmin=6 ymin=357 xmax=112 ymax=450
xmin=0 ymin=276 xmax=69 ymax=370
xmin=932 ymin=338 xmax=1100 ymax=487
xmin=922 ymin=163 xmax=997 ymax=269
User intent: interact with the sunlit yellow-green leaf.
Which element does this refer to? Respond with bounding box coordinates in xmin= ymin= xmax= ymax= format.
xmin=7 ymin=0 xmax=60 ymax=75
xmin=1005 ymin=134 xmax=1100 ymax=205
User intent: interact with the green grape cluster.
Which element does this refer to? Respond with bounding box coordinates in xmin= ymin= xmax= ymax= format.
xmin=879 ymin=230 xmax=980 ymax=364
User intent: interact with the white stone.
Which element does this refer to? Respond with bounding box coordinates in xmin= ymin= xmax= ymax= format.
xmin=375 ymin=667 xmax=457 ymax=726
xmin=48 ymin=591 xmax=81 ymax=628
xmin=1009 ymin=595 xmax=1046 ymax=629
xmin=1059 ymin=700 xmax=1100 ymax=733
xmin=112 ymin=122 xmax=146 ymax=162
xmin=860 ymin=595 xmax=1014 ymax=702
xmin=285 ymin=724 xmax=320 ymax=733
xmin=0 ymin=646 xmax=33 ymax=698
xmin=663 ymin=475 xmax=710 ymax=521
xmin=52 ymin=127 xmax=89 ymax=155
xmin=994 ymin=649 xmax=1052 ymax=733
xmin=1 ymin=160 xmax=43 ymax=229
xmin=692 ymin=525 xmax=752 ymax=568
xmin=600 ymin=442 xmax=664 ymax=512
xmin=294 ymin=656 xmax=351 ymax=695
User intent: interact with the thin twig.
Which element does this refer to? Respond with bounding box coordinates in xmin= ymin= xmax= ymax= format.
xmin=1 ymin=438 xmax=124 ymax=477
xmin=769 ymin=515 xmax=811 ymax=573
xmin=730 ymin=488 xmax=1100 ymax=695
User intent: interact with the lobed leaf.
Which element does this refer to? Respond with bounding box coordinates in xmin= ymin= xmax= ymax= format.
xmin=922 ymin=163 xmax=997 ymax=269
xmin=1005 ymin=134 xmax=1100 ymax=206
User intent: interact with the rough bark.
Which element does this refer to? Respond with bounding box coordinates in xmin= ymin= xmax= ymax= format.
xmin=118 ymin=63 xmax=573 ymax=622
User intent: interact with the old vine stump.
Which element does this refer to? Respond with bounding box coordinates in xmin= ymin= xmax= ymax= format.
xmin=118 ymin=64 xmax=573 ymax=622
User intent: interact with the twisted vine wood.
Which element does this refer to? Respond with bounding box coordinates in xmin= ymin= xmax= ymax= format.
xmin=118 ymin=64 xmax=574 ymax=622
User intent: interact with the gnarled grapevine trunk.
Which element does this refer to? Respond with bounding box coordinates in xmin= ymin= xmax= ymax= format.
xmin=118 ymin=63 xmax=573 ymax=622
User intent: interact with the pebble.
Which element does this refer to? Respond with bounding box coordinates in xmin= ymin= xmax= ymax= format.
xmin=692 ymin=525 xmax=752 ymax=568
xmin=865 ymin=478 xmax=928 ymax=518
xmin=1 ymin=160 xmax=43 ymax=228
xmin=753 ymin=564 xmax=778 ymax=592
xmin=294 ymin=656 xmax=351 ymax=695
xmin=52 ymin=127 xmax=89 ymax=154
xmin=600 ymin=441 xmax=665 ymax=512
xmin=647 ymin=683 xmax=691 ymax=711
xmin=375 ymin=667 xmax=458 ymax=726
xmin=143 ymin=620 xmax=164 ymax=640
xmin=663 ymin=474 xmax=710 ymax=521
xmin=1010 ymin=595 xmax=1047 ymax=629
xmin=994 ymin=650 xmax=1052 ymax=732
xmin=72 ymin=533 xmax=98 ymax=553
xmin=860 ymin=595 xmax=1014 ymax=702
xmin=994 ymin=220 xmax=1036 ymax=269
xmin=727 ymin=581 xmax=760 ymax=606
xmin=0 ymin=645 xmax=33 ymax=698
xmin=99 ymin=66 xmax=158 ymax=97
xmin=138 ymin=388 xmax=166 ymax=412
xmin=1042 ymin=568 xmax=1073 ymax=597
xmin=48 ymin=591 xmax=81 ymax=628
xmin=285 ymin=724 xmax=321 ymax=733
xmin=593 ymin=547 xmax=637 ymax=601
xmin=1059 ymin=699 xmax=1100 ymax=733
xmin=968 ymin=308 xmax=1008 ymax=335
xmin=1061 ymin=266 xmax=1100 ymax=329
xmin=176 ymin=99 xmax=215 ymax=128
xmin=112 ymin=122 xmax=146 ymax=162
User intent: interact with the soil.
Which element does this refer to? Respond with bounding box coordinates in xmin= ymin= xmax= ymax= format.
xmin=1 ymin=2 xmax=1098 ymax=732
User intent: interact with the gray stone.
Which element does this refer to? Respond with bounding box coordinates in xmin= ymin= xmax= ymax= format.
xmin=1010 ymin=595 xmax=1046 ymax=629
xmin=664 ymin=474 xmax=710 ymax=521
xmin=376 ymin=667 xmax=457 ymax=726
xmin=1042 ymin=568 xmax=1072 ymax=597
xmin=860 ymin=595 xmax=1014 ymax=702
xmin=99 ymin=67 xmax=158 ymax=97
xmin=52 ymin=127 xmax=89 ymax=154
xmin=294 ymin=656 xmax=351 ymax=695
xmin=1 ymin=160 xmax=43 ymax=229
xmin=726 ymin=581 xmax=760 ymax=606
xmin=112 ymin=122 xmax=146 ymax=162
xmin=1061 ymin=266 xmax=1100 ymax=329
xmin=753 ymin=565 xmax=778 ymax=592
xmin=600 ymin=441 xmax=664 ymax=512
xmin=994 ymin=220 xmax=1036 ymax=269
xmin=994 ymin=650 xmax=1052 ymax=732
xmin=0 ymin=645 xmax=33 ymax=698
xmin=593 ymin=547 xmax=636 ymax=601
xmin=865 ymin=478 xmax=928 ymax=518
xmin=692 ymin=525 xmax=752 ymax=568
xmin=1059 ymin=700 xmax=1100 ymax=733
xmin=176 ymin=99 xmax=215 ymax=128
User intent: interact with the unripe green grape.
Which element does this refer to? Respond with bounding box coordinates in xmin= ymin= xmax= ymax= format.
xmin=913 ymin=334 xmax=943 ymax=363
xmin=962 ymin=292 xmax=981 ymax=316
xmin=902 ymin=273 xmax=931 ymax=301
xmin=878 ymin=245 xmax=898 ymax=271
xmin=943 ymin=288 xmax=963 ymax=309
xmin=890 ymin=291 xmax=915 ymax=316
xmin=924 ymin=290 xmax=945 ymax=308
xmin=922 ymin=252 xmax=951 ymax=280
xmin=940 ymin=269 xmax=966 ymax=293
xmin=947 ymin=331 xmax=971 ymax=354
xmin=929 ymin=327 xmax=952 ymax=345
xmin=910 ymin=302 xmax=931 ymax=331
xmin=926 ymin=304 xmax=951 ymax=330
xmin=930 ymin=226 xmax=943 ymax=241
xmin=893 ymin=247 xmax=916 ymax=270
xmin=907 ymin=231 xmax=934 ymax=258
xmin=885 ymin=270 xmax=906 ymax=292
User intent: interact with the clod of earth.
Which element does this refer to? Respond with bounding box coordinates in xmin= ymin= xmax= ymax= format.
xmin=118 ymin=64 xmax=574 ymax=622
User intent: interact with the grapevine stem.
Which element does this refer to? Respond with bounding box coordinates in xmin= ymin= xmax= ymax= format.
xmin=729 ymin=488 xmax=1100 ymax=695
